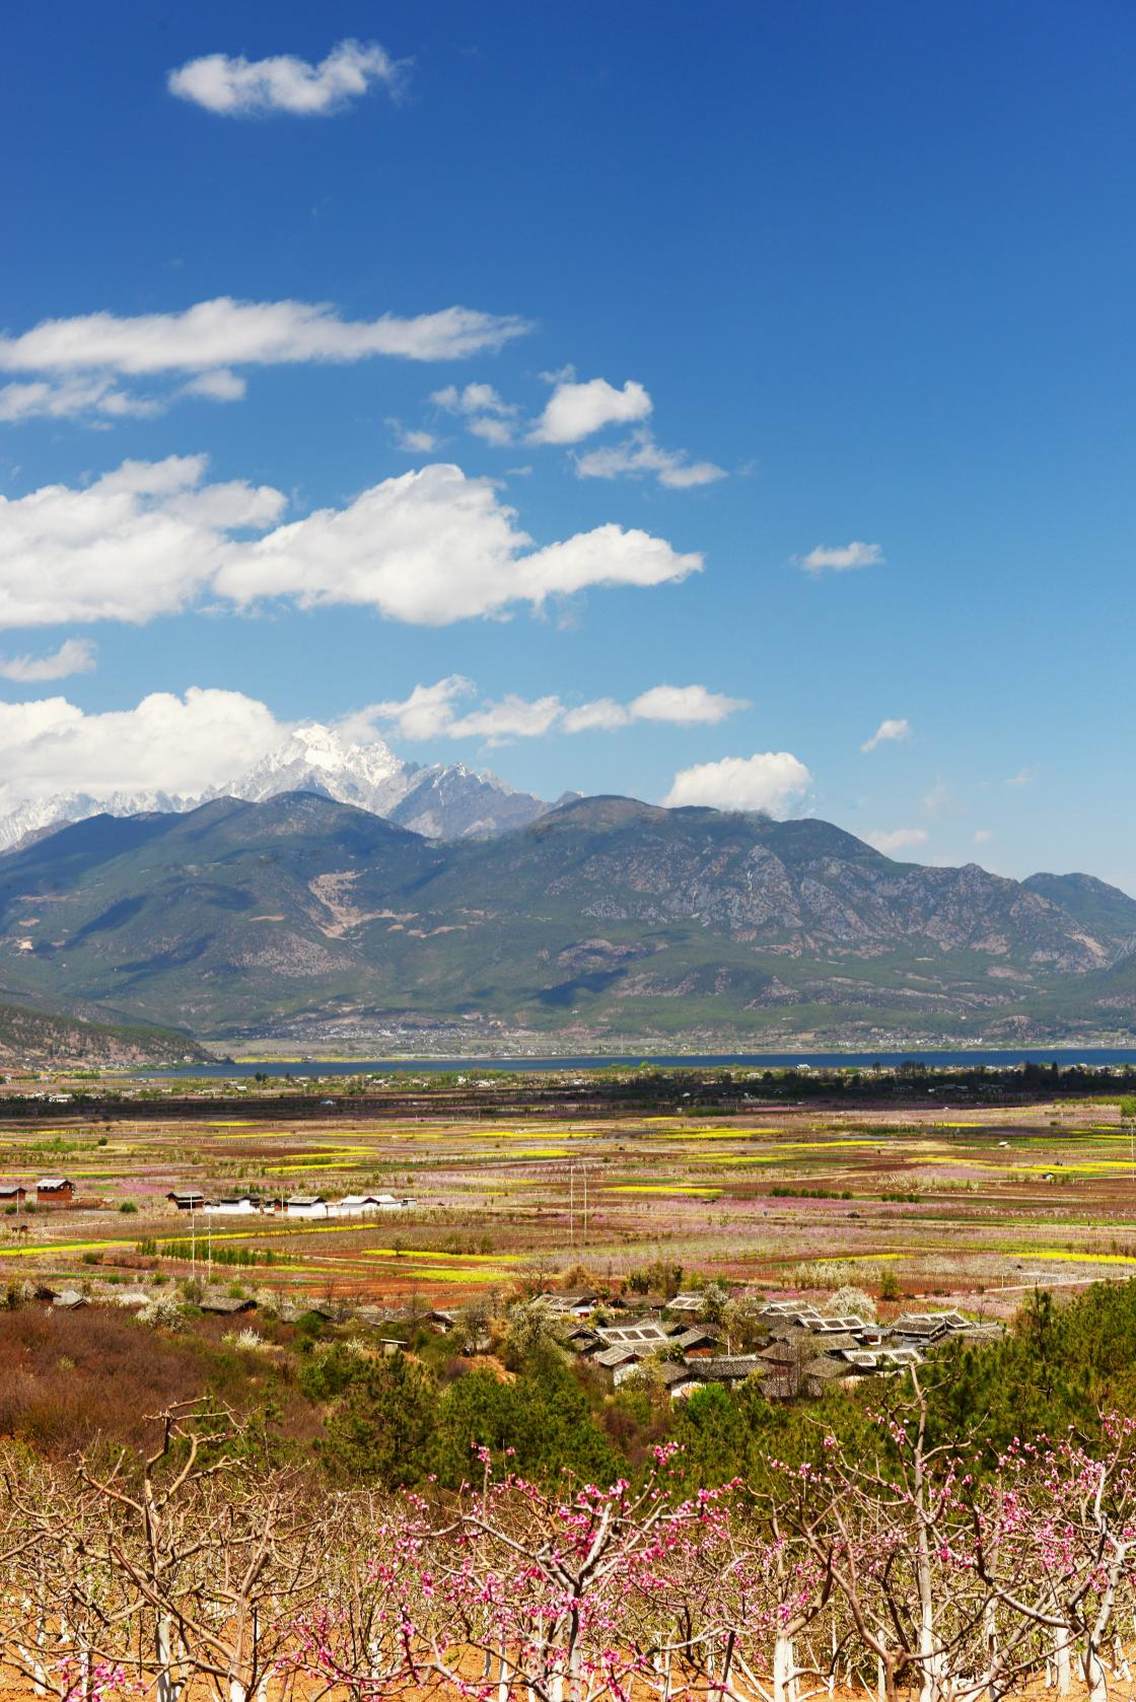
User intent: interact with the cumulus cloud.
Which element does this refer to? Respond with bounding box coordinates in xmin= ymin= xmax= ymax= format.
xmin=0 ymin=457 xmax=700 ymax=629
xmin=530 ymin=377 xmax=652 ymax=445
xmin=663 ymin=752 xmax=812 ymax=816
xmin=0 ymin=376 xmax=161 ymax=424
xmin=562 ymin=685 xmax=744 ymax=733
xmin=387 ymin=420 xmax=438 ymax=453
xmin=0 ymin=456 xmax=285 ymax=626
xmin=795 ymin=540 xmax=884 ymax=574
xmin=181 ymin=368 xmax=247 ymax=402
xmin=431 ymin=381 xmax=519 ymax=446
xmin=168 ymin=39 xmax=405 ymax=117
xmin=559 ymin=698 xmax=629 ymax=733
xmin=866 ymin=826 xmax=929 ymax=856
xmin=431 ymin=383 xmax=513 ymax=417
xmin=363 ymin=677 xmax=559 ymax=746
xmin=0 ymin=638 xmax=96 ymax=683
xmin=0 ymin=298 xmax=529 ymax=379
xmin=366 ymin=677 xmax=742 ymax=743
xmin=0 ymin=687 xmax=284 ymax=809
xmin=861 ymin=716 xmax=911 ymax=752
xmin=574 ymin=428 xmax=726 ymax=490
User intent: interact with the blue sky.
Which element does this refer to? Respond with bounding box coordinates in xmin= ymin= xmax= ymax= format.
xmin=2 ymin=1 xmax=1135 ymax=886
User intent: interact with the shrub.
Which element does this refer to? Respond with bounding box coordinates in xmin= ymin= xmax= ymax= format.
xmin=137 ymin=1294 xmax=185 ymax=1330
xmin=118 ymin=1200 xmax=138 ymax=1214
xmin=827 ymin=1285 xmax=877 ymax=1322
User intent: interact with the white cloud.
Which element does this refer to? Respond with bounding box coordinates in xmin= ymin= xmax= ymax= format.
xmin=0 ymin=687 xmax=284 ymax=808
xmin=0 ymin=457 xmax=700 ymax=629
xmin=0 ymin=637 xmax=96 ymax=683
xmin=365 ymin=677 xmax=561 ymax=746
xmin=865 ymin=827 xmax=929 ymax=856
xmin=387 ymin=420 xmax=438 ymax=453
xmin=431 ymin=383 xmax=513 ymax=417
xmin=181 ymin=368 xmax=247 ymax=402
xmin=560 ymin=698 xmax=630 ymax=733
xmin=663 ymin=752 xmax=812 ymax=816
xmin=973 ymin=828 xmax=993 ymax=845
xmin=447 ymin=695 xmax=562 ymax=744
xmin=795 ymin=540 xmax=884 ymax=574
xmin=168 ymin=39 xmax=405 ymax=117
xmin=368 ymin=677 xmax=743 ymax=742
xmin=0 ymin=298 xmax=529 ymax=378
xmin=365 ymin=677 xmax=560 ymax=746
xmin=0 ymin=456 xmax=284 ymax=626
xmin=1006 ymin=766 xmax=1037 ymax=787
xmin=574 ymin=428 xmax=726 ymax=490
xmin=215 ymin=465 xmax=700 ymax=623
xmin=861 ymin=716 xmax=911 ymax=752
xmin=626 ymin=684 xmax=747 ymax=724
xmin=530 ymin=377 xmax=652 ymax=445
xmin=431 ymin=381 xmax=519 ymax=446
xmin=0 ymin=376 xmax=161 ymax=424
xmin=467 ymin=415 xmax=515 ymax=446
xmin=562 ymin=684 xmax=745 ymax=733
xmin=359 ymin=677 xmax=474 ymax=742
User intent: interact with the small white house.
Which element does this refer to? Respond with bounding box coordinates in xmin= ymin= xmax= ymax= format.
xmin=284 ymin=1195 xmax=329 ymax=1219
xmin=326 ymin=1194 xmax=414 ymax=1217
xmin=203 ymin=1196 xmax=261 ymax=1216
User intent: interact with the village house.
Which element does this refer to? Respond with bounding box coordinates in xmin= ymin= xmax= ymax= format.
xmin=592 ymin=1321 xmax=672 ymax=1351
xmin=199 ymin=1292 xmax=257 ymax=1316
xmin=167 ymin=1190 xmax=206 ymax=1211
xmin=664 ymin=1291 xmax=709 ymax=1315
xmin=203 ymin=1195 xmax=261 ymax=1215
xmin=328 ymin=1193 xmax=413 ymax=1216
xmin=0 ymin=1183 xmax=28 ymax=1205
xmin=535 ymin=1291 xmax=598 ymax=1317
xmin=36 ymin=1176 xmax=74 ymax=1206
xmin=693 ymin=1355 xmax=766 ymax=1387
xmin=283 ymin=1194 xmax=329 ymax=1218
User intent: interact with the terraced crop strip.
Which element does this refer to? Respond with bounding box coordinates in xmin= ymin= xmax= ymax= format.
xmin=1 ymin=1094 xmax=1135 ymax=1307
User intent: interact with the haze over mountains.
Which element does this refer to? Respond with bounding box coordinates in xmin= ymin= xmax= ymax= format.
xmin=0 ymin=723 xmax=551 ymax=853
xmin=0 ymin=790 xmax=1133 ymax=1050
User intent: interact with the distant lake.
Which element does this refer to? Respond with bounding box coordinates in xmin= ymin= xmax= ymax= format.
xmin=145 ymin=1047 xmax=1136 ymax=1077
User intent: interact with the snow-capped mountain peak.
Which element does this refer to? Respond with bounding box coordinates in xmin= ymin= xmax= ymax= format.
xmin=233 ymin=724 xmax=409 ymax=808
xmin=0 ymin=721 xmax=549 ymax=852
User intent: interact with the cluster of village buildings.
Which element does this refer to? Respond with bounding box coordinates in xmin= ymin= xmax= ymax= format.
xmin=514 ymin=1291 xmax=1004 ymax=1399
xmin=1 ymin=1180 xmax=415 ymax=1218
xmin=166 ymin=1190 xmax=414 ymax=1217
xmin=0 ymin=1176 xmax=75 ymax=1207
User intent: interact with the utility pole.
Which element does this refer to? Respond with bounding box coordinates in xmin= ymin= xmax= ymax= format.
xmin=568 ymin=1163 xmax=575 ymax=1250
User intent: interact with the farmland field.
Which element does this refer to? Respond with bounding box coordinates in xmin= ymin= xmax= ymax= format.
xmin=4 ymin=1073 xmax=1136 ymax=1313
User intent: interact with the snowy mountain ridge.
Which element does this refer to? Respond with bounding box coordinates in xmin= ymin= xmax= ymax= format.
xmin=0 ymin=723 xmax=550 ymax=852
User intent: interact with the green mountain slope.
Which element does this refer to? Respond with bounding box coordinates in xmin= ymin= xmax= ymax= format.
xmin=1022 ymin=872 xmax=1136 ymax=944
xmin=0 ymin=998 xmax=206 ymax=1066
xmin=0 ymin=792 xmax=1131 ymax=1043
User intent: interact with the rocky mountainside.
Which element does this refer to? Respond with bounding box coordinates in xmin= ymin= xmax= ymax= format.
xmin=0 ymin=999 xmax=206 ymax=1066
xmin=0 ymin=723 xmax=549 ymax=852
xmin=1021 ymin=872 xmax=1136 ymax=946
xmin=0 ymin=791 xmax=1131 ymax=1045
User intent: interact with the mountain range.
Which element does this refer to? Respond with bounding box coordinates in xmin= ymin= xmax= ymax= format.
xmin=0 ymin=723 xmax=552 ymax=853
xmin=0 ymin=790 xmax=1133 ymax=1048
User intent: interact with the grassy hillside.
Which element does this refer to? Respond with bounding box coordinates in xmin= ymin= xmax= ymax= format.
xmin=0 ymin=997 xmax=207 ymax=1065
